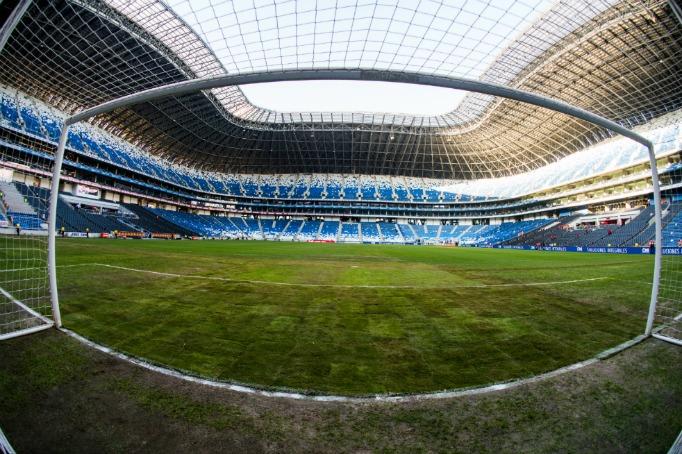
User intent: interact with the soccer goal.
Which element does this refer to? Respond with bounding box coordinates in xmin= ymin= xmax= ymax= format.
xmin=0 ymin=95 xmax=56 ymax=340
xmin=0 ymin=0 xmax=679 ymax=351
xmin=0 ymin=1 xmax=57 ymax=339
xmin=649 ymin=159 xmax=682 ymax=346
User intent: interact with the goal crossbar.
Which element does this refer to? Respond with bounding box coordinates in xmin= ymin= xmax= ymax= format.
xmin=37 ymin=69 xmax=668 ymax=345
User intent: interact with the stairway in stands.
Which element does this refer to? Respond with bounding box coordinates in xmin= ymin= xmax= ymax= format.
xmin=0 ymin=181 xmax=45 ymax=229
xmin=0 ymin=181 xmax=36 ymax=215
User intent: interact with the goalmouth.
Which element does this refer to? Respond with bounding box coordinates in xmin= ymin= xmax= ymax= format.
xmin=0 ymin=0 xmax=679 ymax=350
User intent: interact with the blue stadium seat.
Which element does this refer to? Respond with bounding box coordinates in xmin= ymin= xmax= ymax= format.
xmin=326 ymin=184 xmax=341 ymax=199
xmin=319 ymin=221 xmax=339 ymax=240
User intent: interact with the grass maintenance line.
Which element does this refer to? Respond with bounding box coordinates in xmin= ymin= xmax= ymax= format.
xmin=60 ymin=263 xmax=610 ymax=289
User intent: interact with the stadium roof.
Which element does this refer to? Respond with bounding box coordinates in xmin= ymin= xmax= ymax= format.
xmin=0 ymin=0 xmax=680 ymax=179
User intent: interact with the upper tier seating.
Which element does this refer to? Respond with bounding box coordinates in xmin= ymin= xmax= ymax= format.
xmin=3 ymin=88 xmax=682 ymax=209
xmin=326 ymin=183 xmax=341 ymax=200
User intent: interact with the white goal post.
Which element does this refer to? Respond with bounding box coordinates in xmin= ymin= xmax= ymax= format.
xmin=0 ymin=0 xmax=55 ymax=340
xmin=39 ymin=68 xmax=672 ymax=344
xmin=0 ymin=0 xmax=675 ymax=344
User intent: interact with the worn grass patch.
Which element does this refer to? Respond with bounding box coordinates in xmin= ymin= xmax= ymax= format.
xmin=57 ymin=239 xmax=652 ymax=394
xmin=1 ymin=331 xmax=680 ymax=452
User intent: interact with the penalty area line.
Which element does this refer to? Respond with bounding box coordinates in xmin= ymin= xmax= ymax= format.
xmin=59 ymin=263 xmax=610 ymax=289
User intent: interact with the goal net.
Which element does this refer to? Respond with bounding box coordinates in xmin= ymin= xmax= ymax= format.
xmin=0 ymin=0 xmax=679 ymax=347
xmin=0 ymin=88 xmax=54 ymax=339
xmin=653 ymin=153 xmax=682 ymax=344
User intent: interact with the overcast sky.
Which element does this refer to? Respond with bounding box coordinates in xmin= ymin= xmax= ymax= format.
xmin=239 ymin=80 xmax=466 ymax=116
xmin=162 ymin=0 xmax=557 ymax=115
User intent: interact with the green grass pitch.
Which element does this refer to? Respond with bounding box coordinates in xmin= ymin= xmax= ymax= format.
xmin=57 ymin=239 xmax=653 ymax=395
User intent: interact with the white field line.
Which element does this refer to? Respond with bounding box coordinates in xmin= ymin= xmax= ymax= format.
xmin=61 ymin=327 xmax=648 ymax=403
xmin=59 ymin=263 xmax=610 ymax=289
xmin=0 ymin=285 xmax=51 ymax=325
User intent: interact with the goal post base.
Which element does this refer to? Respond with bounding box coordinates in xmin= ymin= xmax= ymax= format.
xmin=652 ymin=333 xmax=682 ymax=347
xmin=0 ymin=322 xmax=53 ymax=341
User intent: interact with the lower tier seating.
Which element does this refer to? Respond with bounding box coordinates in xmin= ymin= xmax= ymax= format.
xmin=5 ymin=180 xmax=681 ymax=248
xmin=504 ymin=203 xmax=682 ymax=248
xmin=123 ymin=204 xmax=197 ymax=236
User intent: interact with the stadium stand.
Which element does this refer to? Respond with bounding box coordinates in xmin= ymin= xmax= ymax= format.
xmin=261 ymin=219 xmax=288 ymax=239
xmin=123 ymin=204 xmax=196 ymax=236
xmin=591 ymin=206 xmax=656 ymax=247
xmin=377 ymin=222 xmax=401 ymax=243
xmin=244 ymin=219 xmax=262 ymax=238
xmin=662 ymin=209 xmax=682 ymax=247
xmin=505 ymin=216 xmax=581 ymax=247
xmin=2 ymin=88 xmax=681 ymax=224
xmin=0 ymin=181 xmax=45 ymax=230
xmin=318 ymin=221 xmax=340 ymax=240
xmin=56 ymin=199 xmax=102 ymax=233
xmin=472 ymin=220 xmax=554 ymax=246
xmin=360 ymin=222 xmax=381 ymax=242
xmin=280 ymin=220 xmax=303 ymax=240
xmin=339 ymin=223 xmax=360 ymax=243
xmin=503 ymin=204 xmax=682 ymax=248
xmin=298 ymin=220 xmax=322 ymax=240
xmin=4 ymin=169 xmax=681 ymax=248
xmin=397 ymin=224 xmax=417 ymax=242
xmin=0 ymin=87 xmax=681 ymax=247
xmin=149 ymin=209 xmax=231 ymax=237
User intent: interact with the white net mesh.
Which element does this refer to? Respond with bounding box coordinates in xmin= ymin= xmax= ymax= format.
xmin=0 ymin=89 xmax=53 ymax=338
xmin=0 ymin=0 xmax=679 ymax=340
xmin=656 ymin=158 xmax=682 ymax=342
